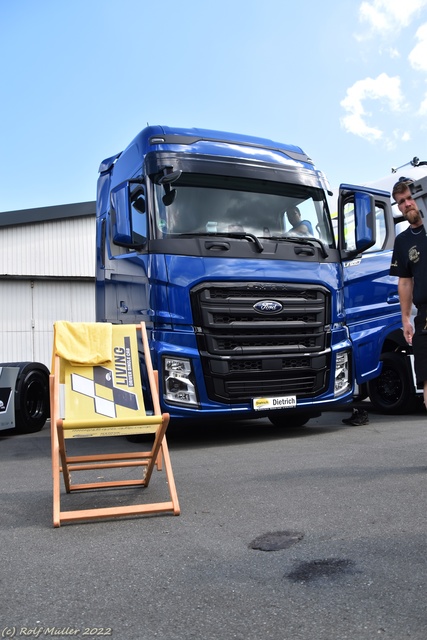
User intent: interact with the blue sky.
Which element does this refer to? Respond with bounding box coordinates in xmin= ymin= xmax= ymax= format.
xmin=1 ymin=0 xmax=427 ymax=212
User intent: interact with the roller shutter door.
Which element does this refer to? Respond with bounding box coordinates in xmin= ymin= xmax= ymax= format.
xmin=0 ymin=280 xmax=95 ymax=367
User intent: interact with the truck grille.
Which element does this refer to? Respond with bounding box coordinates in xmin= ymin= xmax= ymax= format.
xmin=190 ymin=282 xmax=331 ymax=404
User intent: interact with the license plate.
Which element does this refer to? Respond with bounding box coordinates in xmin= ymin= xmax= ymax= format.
xmin=253 ymin=395 xmax=297 ymax=411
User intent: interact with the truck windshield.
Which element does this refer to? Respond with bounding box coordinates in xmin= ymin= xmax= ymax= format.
xmin=152 ymin=174 xmax=334 ymax=246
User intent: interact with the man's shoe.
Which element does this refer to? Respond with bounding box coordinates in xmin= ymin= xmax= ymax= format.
xmin=342 ymin=408 xmax=369 ymax=426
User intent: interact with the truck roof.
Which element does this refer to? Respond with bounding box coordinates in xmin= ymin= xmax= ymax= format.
xmin=99 ymin=125 xmax=316 ymax=175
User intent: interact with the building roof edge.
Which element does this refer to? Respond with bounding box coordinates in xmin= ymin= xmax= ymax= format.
xmin=0 ymin=201 xmax=96 ymax=227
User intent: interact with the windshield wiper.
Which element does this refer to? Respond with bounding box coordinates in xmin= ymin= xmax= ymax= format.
xmin=177 ymin=232 xmax=264 ymax=253
xmin=269 ymin=235 xmax=328 ymax=258
xmin=220 ymin=232 xmax=264 ymax=253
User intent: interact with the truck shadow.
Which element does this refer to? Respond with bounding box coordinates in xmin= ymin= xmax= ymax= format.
xmin=132 ymin=414 xmax=346 ymax=450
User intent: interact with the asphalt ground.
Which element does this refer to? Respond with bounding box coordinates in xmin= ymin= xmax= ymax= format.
xmin=1 ymin=404 xmax=426 ymax=640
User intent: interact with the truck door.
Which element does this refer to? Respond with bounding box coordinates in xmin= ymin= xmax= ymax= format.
xmin=101 ymin=182 xmax=151 ymax=325
xmin=338 ymin=184 xmax=402 ymax=384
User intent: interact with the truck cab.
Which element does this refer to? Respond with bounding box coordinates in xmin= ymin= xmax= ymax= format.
xmin=96 ymin=125 xmax=379 ymax=426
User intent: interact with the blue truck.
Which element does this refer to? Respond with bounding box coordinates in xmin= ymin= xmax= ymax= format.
xmin=94 ymin=125 xmax=412 ymax=426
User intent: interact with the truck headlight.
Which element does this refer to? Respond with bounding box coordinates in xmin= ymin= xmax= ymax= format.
xmin=334 ymin=351 xmax=350 ymax=396
xmin=163 ymin=357 xmax=198 ymax=406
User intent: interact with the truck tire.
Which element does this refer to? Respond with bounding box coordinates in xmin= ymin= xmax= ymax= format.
xmin=268 ymin=410 xmax=320 ymax=428
xmin=2 ymin=362 xmax=50 ymax=433
xmin=367 ymin=352 xmax=417 ymax=415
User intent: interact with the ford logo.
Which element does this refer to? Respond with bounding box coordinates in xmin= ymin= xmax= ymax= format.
xmin=253 ymin=300 xmax=283 ymax=314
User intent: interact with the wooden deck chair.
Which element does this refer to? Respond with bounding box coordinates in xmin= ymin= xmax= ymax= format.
xmin=50 ymin=321 xmax=180 ymax=527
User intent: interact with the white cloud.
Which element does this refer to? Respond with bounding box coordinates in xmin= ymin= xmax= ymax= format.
xmin=340 ymin=73 xmax=406 ymax=142
xmin=390 ymin=129 xmax=411 ymax=147
xmin=409 ymin=23 xmax=427 ymax=71
xmin=349 ymin=2 xmax=427 ymax=146
xmin=358 ymin=0 xmax=427 ymax=35
xmin=359 ymin=1 xmax=391 ymax=32
xmin=376 ymin=45 xmax=401 ymax=58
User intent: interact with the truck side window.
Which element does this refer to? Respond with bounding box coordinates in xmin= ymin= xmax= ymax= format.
xmin=108 ymin=208 xmax=125 ymax=257
xmin=343 ymin=201 xmax=357 ymax=252
xmin=366 ymin=204 xmax=386 ymax=252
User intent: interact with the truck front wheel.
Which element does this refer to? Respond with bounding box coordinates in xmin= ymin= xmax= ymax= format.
xmin=367 ymin=352 xmax=417 ymax=415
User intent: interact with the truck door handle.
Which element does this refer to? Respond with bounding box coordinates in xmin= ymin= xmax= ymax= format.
xmin=205 ymin=241 xmax=230 ymax=251
xmin=294 ymin=246 xmax=314 ymax=256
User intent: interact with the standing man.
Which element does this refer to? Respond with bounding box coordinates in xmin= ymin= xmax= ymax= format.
xmin=390 ymin=178 xmax=427 ymax=408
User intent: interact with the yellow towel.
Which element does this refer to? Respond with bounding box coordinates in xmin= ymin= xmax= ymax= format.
xmin=53 ymin=321 xmax=113 ymax=368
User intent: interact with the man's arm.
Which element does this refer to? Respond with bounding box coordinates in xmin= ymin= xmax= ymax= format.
xmin=290 ymin=222 xmax=310 ymax=236
xmin=398 ymin=277 xmax=414 ymax=344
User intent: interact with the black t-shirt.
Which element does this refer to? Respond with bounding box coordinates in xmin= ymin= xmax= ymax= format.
xmin=390 ymin=226 xmax=427 ymax=307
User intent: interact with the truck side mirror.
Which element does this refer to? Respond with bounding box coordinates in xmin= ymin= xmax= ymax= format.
xmin=110 ymin=182 xmax=147 ymax=248
xmin=354 ymin=191 xmax=376 ymax=252
xmin=338 ymin=186 xmax=377 ymax=256
xmin=158 ymin=169 xmax=182 ymax=206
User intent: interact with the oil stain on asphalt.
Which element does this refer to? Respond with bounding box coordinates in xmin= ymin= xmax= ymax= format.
xmin=248 ymin=532 xmax=357 ymax=584
xmin=285 ymin=558 xmax=356 ymax=583
xmin=248 ymin=530 xmax=305 ymax=551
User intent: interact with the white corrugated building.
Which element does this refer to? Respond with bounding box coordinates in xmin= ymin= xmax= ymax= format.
xmin=0 ymin=202 xmax=96 ymax=368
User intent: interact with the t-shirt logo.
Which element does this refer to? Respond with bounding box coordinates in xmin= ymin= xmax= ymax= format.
xmin=409 ymin=246 xmax=420 ymax=263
